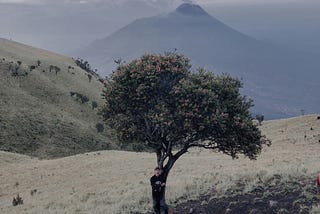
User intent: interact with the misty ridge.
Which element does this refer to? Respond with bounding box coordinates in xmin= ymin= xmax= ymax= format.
xmin=1 ymin=0 xmax=320 ymax=55
xmin=1 ymin=0 xmax=319 ymax=119
xmin=76 ymin=2 xmax=320 ymax=119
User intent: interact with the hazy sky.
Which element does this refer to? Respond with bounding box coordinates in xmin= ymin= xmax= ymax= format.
xmin=0 ymin=0 xmax=319 ymax=55
xmin=0 ymin=0 xmax=314 ymax=5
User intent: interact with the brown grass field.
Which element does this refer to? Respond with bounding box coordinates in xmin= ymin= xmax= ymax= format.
xmin=0 ymin=115 xmax=320 ymax=213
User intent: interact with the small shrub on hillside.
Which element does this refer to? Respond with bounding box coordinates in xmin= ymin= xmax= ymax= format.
xmin=30 ymin=189 xmax=37 ymax=196
xmin=12 ymin=194 xmax=23 ymax=206
xmin=78 ymin=94 xmax=89 ymax=104
xmin=74 ymin=58 xmax=100 ymax=79
xmin=70 ymin=91 xmax=89 ymax=104
xmin=95 ymin=123 xmax=104 ymax=133
xmin=98 ymin=78 xmax=104 ymax=84
xmin=49 ymin=65 xmax=61 ymax=74
xmin=92 ymin=101 xmax=98 ymax=110
xmin=29 ymin=65 xmax=36 ymax=71
xmin=67 ymin=65 xmax=74 ymax=73
xmin=9 ymin=63 xmax=27 ymax=77
xmin=88 ymin=74 xmax=92 ymax=82
xmin=55 ymin=66 xmax=61 ymax=75
xmin=37 ymin=60 xmax=41 ymax=66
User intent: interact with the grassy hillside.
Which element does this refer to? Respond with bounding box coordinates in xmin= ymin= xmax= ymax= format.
xmin=0 ymin=115 xmax=319 ymax=213
xmin=0 ymin=38 xmax=113 ymax=158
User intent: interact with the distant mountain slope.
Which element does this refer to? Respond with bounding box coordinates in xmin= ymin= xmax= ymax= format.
xmin=77 ymin=3 xmax=320 ymax=119
xmin=0 ymin=38 xmax=113 ymax=158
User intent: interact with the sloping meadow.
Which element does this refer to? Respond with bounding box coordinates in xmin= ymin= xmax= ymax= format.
xmin=0 ymin=115 xmax=320 ymax=213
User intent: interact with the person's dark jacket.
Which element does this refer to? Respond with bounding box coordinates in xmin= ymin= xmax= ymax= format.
xmin=150 ymin=174 xmax=165 ymax=199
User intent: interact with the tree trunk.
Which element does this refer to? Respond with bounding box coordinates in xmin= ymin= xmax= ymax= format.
xmin=162 ymin=157 xmax=176 ymax=182
xmin=160 ymin=156 xmax=176 ymax=208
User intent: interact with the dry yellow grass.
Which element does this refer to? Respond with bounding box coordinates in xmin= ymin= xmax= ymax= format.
xmin=0 ymin=115 xmax=319 ymax=213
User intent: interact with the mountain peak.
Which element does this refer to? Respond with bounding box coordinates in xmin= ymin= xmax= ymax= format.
xmin=175 ymin=3 xmax=210 ymax=17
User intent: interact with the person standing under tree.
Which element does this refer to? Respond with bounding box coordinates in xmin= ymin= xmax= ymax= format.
xmin=150 ymin=167 xmax=166 ymax=214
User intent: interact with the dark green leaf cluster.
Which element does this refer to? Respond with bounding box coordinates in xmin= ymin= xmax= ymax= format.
xmin=49 ymin=65 xmax=61 ymax=74
xmin=101 ymin=53 xmax=269 ymax=160
xmin=95 ymin=123 xmax=104 ymax=133
xmin=92 ymin=101 xmax=98 ymax=110
xmin=75 ymin=58 xmax=100 ymax=78
xmin=256 ymin=114 xmax=265 ymax=125
xmin=70 ymin=91 xmax=89 ymax=104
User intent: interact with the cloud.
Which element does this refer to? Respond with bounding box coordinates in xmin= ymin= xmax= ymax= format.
xmin=0 ymin=0 xmax=44 ymax=4
xmin=0 ymin=0 xmax=317 ymax=7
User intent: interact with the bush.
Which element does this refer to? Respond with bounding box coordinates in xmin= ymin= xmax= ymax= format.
xmin=78 ymin=94 xmax=89 ymax=104
xmin=67 ymin=65 xmax=74 ymax=73
xmin=49 ymin=65 xmax=61 ymax=74
xmin=88 ymin=74 xmax=92 ymax=82
xmin=256 ymin=114 xmax=264 ymax=125
xmin=29 ymin=65 xmax=36 ymax=71
xmin=92 ymin=101 xmax=98 ymax=110
xmin=74 ymin=58 xmax=100 ymax=78
xmin=70 ymin=91 xmax=89 ymax=104
xmin=95 ymin=123 xmax=104 ymax=133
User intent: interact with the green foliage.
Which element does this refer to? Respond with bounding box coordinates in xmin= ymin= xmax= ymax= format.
xmin=74 ymin=58 xmax=99 ymax=78
xmin=67 ymin=65 xmax=74 ymax=73
xmin=55 ymin=66 xmax=61 ymax=75
xmin=70 ymin=91 xmax=89 ymax=104
xmin=49 ymin=65 xmax=61 ymax=74
xmin=95 ymin=123 xmax=104 ymax=133
xmin=88 ymin=74 xmax=92 ymax=82
xmin=9 ymin=62 xmax=26 ymax=77
xmin=92 ymin=101 xmax=98 ymax=110
xmin=256 ymin=114 xmax=264 ymax=125
xmin=101 ymin=53 xmax=269 ymax=169
xmin=36 ymin=60 xmax=41 ymax=66
xmin=29 ymin=65 xmax=36 ymax=71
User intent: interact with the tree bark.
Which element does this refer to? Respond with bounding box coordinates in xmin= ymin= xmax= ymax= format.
xmin=160 ymin=157 xmax=176 ymax=206
xmin=163 ymin=157 xmax=176 ymax=181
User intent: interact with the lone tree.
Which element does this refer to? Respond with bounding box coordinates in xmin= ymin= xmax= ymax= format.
xmin=101 ymin=53 xmax=270 ymax=195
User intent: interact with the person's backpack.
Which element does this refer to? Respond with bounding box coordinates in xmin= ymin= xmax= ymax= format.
xmin=317 ymin=173 xmax=320 ymax=185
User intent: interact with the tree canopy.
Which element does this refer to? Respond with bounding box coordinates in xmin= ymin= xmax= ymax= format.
xmin=101 ymin=53 xmax=270 ymax=178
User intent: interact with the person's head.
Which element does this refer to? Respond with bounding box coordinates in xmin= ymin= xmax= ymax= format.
xmin=154 ymin=167 xmax=161 ymax=176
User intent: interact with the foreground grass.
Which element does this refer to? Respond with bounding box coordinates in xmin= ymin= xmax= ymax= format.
xmin=0 ymin=115 xmax=319 ymax=213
